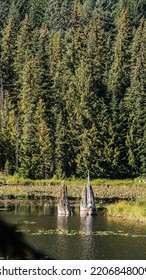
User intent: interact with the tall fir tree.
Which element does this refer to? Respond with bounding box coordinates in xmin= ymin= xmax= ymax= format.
xmin=108 ymin=8 xmax=132 ymax=100
xmin=1 ymin=17 xmax=17 ymax=105
xmin=18 ymin=56 xmax=39 ymax=178
xmin=14 ymin=14 xmax=32 ymax=104
xmin=86 ymin=12 xmax=107 ymax=96
xmin=125 ymin=18 xmax=146 ymax=176
xmin=29 ymin=0 xmax=48 ymax=28
xmin=0 ymin=92 xmax=16 ymax=173
xmin=33 ymin=99 xmax=54 ymax=179
xmin=65 ymin=1 xmax=86 ymax=73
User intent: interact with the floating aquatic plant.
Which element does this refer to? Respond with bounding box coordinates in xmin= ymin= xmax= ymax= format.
xmin=16 ymin=228 xmax=146 ymax=238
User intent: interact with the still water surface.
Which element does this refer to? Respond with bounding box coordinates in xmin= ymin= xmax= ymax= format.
xmin=1 ymin=203 xmax=146 ymax=259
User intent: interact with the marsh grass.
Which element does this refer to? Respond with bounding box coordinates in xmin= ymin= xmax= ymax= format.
xmin=1 ymin=172 xmax=146 ymax=202
xmin=107 ymin=200 xmax=146 ymax=222
xmin=0 ymin=172 xmax=146 ymax=187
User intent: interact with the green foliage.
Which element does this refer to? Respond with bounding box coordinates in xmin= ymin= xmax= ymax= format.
xmin=108 ymin=8 xmax=132 ymax=99
xmin=1 ymin=17 xmax=17 ymax=103
xmin=125 ymin=18 xmax=146 ymax=176
xmin=0 ymin=0 xmax=146 ymax=179
xmin=18 ymin=57 xmax=38 ymax=178
xmin=34 ymin=99 xmax=54 ymax=179
xmin=114 ymin=0 xmax=146 ymax=24
xmin=29 ymin=0 xmax=48 ymax=28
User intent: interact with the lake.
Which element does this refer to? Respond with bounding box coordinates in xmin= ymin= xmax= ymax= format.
xmin=0 ymin=202 xmax=146 ymax=259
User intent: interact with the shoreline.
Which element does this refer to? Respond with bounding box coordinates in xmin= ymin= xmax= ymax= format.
xmin=0 ymin=182 xmax=146 ymax=224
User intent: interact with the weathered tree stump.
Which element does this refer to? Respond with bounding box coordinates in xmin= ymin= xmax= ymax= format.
xmin=80 ymin=173 xmax=96 ymax=215
xmin=57 ymin=183 xmax=71 ymax=216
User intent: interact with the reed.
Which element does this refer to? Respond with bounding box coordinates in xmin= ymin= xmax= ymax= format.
xmin=107 ymin=200 xmax=146 ymax=222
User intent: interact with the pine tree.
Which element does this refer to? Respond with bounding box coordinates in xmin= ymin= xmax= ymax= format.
xmin=1 ymin=17 xmax=17 ymax=104
xmin=66 ymin=60 xmax=100 ymax=177
xmin=45 ymin=0 xmax=73 ymax=33
xmin=1 ymin=0 xmax=146 ymax=179
xmin=0 ymin=0 xmax=10 ymax=30
xmin=108 ymin=8 xmax=132 ymax=100
xmin=18 ymin=56 xmax=38 ymax=178
xmin=34 ymin=24 xmax=51 ymax=113
xmin=82 ymin=0 xmax=95 ymax=24
xmin=33 ymin=99 xmax=54 ymax=179
xmin=95 ymin=101 xmax=120 ymax=178
xmin=0 ymin=92 xmax=16 ymax=173
xmin=55 ymin=110 xmax=75 ymax=178
xmin=49 ymin=30 xmax=67 ymax=139
xmin=114 ymin=0 xmax=146 ymax=24
xmin=125 ymin=18 xmax=146 ymax=176
xmin=65 ymin=1 xmax=86 ymax=73
xmin=106 ymin=8 xmax=132 ymax=177
xmin=29 ymin=0 xmax=48 ymax=28
xmin=86 ymin=12 xmax=106 ymax=94
xmin=14 ymin=14 xmax=32 ymax=103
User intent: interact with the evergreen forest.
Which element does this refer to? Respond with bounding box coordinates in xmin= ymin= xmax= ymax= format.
xmin=0 ymin=0 xmax=146 ymax=180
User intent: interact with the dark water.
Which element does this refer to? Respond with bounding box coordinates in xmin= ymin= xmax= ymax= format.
xmin=1 ymin=203 xmax=146 ymax=259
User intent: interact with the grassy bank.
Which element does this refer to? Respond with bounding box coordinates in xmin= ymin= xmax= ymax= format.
xmin=107 ymin=200 xmax=146 ymax=223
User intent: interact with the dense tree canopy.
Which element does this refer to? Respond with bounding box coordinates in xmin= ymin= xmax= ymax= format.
xmin=0 ymin=0 xmax=146 ymax=179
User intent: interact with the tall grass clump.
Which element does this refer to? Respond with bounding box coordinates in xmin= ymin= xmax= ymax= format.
xmin=107 ymin=200 xmax=146 ymax=222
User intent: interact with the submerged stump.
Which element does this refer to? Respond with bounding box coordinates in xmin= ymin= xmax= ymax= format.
xmin=57 ymin=184 xmax=71 ymax=216
xmin=80 ymin=173 xmax=96 ymax=215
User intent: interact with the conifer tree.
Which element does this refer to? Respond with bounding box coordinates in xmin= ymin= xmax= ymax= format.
xmin=33 ymin=99 xmax=54 ymax=179
xmin=34 ymin=24 xmax=51 ymax=114
xmin=106 ymin=8 xmax=132 ymax=177
xmin=0 ymin=92 xmax=16 ymax=173
xmin=95 ymin=100 xmax=120 ymax=178
xmin=86 ymin=12 xmax=106 ymax=94
xmin=18 ymin=56 xmax=38 ymax=178
xmin=125 ymin=18 xmax=146 ymax=176
xmin=0 ymin=0 xmax=10 ymax=30
xmin=1 ymin=17 xmax=16 ymax=104
xmin=14 ymin=14 xmax=32 ymax=103
xmin=108 ymin=8 xmax=132 ymax=100
xmin=29 ymin=0 xmax=48 ymax=28
xmin=49 ymin=31 xmax=66 ymax=136
xmin=55 ymin=110 xmax=75 ymax=178
xmin=1 ymin=0 xmax=146 ymax=179
xmin=45 ymin=0 xmax=64 ymax=32
xmin=65 ymin=1 xmax=86 ymax=73
xmin=66 ymin=60 xmax=100 ymax=176
xmin=114 ymin=0 xmax=146 ymax=24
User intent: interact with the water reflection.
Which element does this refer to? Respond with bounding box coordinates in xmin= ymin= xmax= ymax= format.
xmin=79 ymin=216 xmax=96 ymax=259
xmin=80 ymin=215 xmax=94 ymax=234
xmin=1 ymin=203 xmax=146 ymax=259
xmin=56 ymin=216 xmax=70 ymax=259
xmin=57 ymin=215 xmax=69 ymax=230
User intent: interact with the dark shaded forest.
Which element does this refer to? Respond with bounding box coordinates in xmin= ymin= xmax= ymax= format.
xmin=0 ymin=0 xmax=146 ymax=179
